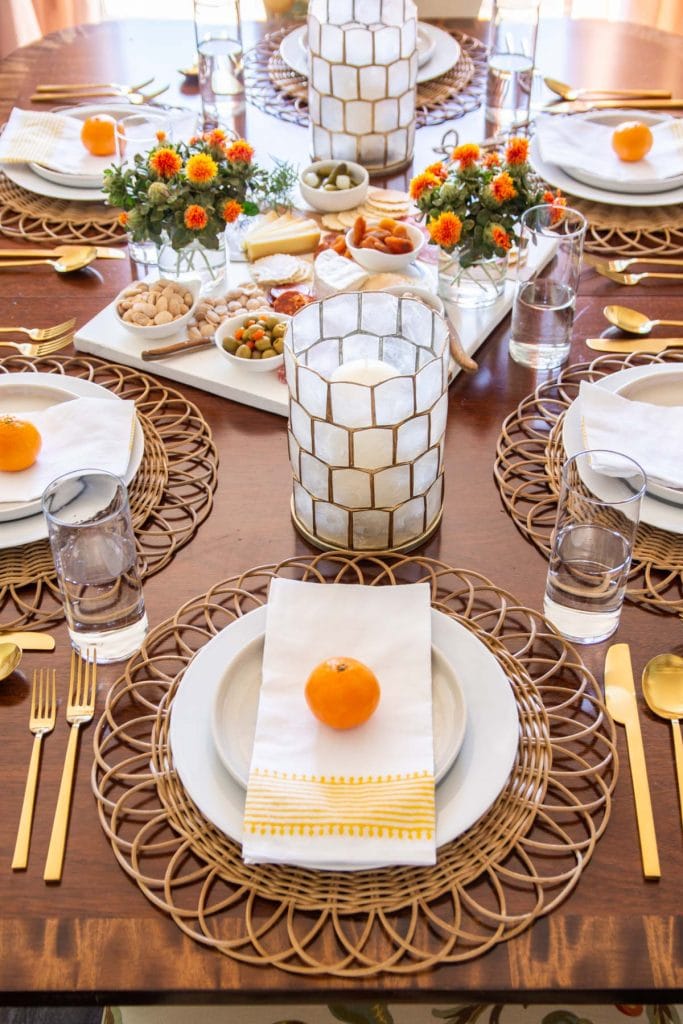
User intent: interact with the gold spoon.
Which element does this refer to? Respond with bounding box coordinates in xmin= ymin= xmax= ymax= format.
xmin=544 ymin=77 xmax=672 ymax=102
xmin=642 ymin=653 xmax=683 ymax=830
xmin=0 ymin=246 xmax=97 ymax=273
xmin=603 ymin=304 xmax=683 ymax=335
xmin=0 ymin=642 xmax=22 ymax=681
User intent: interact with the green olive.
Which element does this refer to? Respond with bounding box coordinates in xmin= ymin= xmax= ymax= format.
xmin=255 ymin=337 xmax=271 ymax=352
xmin=273 ymin=338 xmax=284 ymax=354
xmin=223 ymin=337 xmax=239 ymax=353
xmin=235 ymin=343 xmax=252 ymax=359
xmin=261 ymin=347 xmax=277 ymax=359
xmin=271 ymin=323 xmax=287 ymax=339
xmin=251 ymin=350 xmax=262 ymax=359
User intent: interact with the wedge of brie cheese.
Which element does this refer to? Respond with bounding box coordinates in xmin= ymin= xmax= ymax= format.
xmin=314 ymin=249 xmax=370 ymax=297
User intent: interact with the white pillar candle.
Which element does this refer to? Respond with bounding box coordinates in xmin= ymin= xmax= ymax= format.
xmin=329 ymin=358 xmax=397 ymax=385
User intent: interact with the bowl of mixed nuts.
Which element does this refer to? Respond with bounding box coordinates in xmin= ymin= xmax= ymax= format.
xmin=114 ymin=277 xmax=201 ymax=339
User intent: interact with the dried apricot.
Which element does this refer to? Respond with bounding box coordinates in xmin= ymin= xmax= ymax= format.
xmin=0 ymin=416 xmax=41 ymax=472
xmin=305 ymin=656 xmax=381 ymax=730
xmin=351 ymin=216 xmax=366 ymax=247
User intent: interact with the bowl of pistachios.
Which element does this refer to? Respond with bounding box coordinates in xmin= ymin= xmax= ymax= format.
xmin=298 ymin=159 xmax=369 ymax=212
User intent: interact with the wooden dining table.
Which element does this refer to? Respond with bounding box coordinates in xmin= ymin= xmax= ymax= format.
xmin=0 ymin=13 xmax=682 ymax=1010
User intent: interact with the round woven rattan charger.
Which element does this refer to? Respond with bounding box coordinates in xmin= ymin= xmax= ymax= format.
xmin=494 ymin=351 xmax=683 ymax=616
xmin=0 ymin=355 xmax=218 ymax=629
xmin=0 ymin=172 xmax=125 ymax=245
xmin=244 ymin=26 xmax=487 ymax=129
xmin=567 ymin=195 xmax=683 ymax=258
xmin=92 ymin=552 xmax=615 ymax=977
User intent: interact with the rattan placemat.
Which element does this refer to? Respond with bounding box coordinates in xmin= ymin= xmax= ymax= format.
xmin=0 ymin=172 xmax=124 ymax=245
xmin=494 ymin=351 xmax=683 ymax=616
xmin=0 ymin=355 xmax=218 ymax=629
xmin=567 ymin=196 xmax=683 ymax=258
xmin=92 ymin=552 xmax=615 ymax=977
xmin=244 ymin=26 xmax=487 ymax=129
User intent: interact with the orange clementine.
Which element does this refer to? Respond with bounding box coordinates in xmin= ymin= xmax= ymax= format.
xmin=305 ymin=656 xmax=381 ymax=730
xmin=0 ymin=416 xmax=42 ymax=472
xmin=611 ymin=121 xmax=653 ymax=162
xmin=80 ymin=116 xmax=118 ymax=157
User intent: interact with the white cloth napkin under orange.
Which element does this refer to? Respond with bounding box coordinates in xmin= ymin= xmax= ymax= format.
xmin=0 ymin=107 xmax=110 ymax=176
xmin=579 ymin=380 xmax=683 ymax=487
xmin=0 ymin=397 xmax=137 ymax=504
xmin=242 ymin=578 xmax=436 ymax=870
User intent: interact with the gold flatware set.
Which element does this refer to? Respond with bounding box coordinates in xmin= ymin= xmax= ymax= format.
xmin=30 ymin=78 xmax=169 ymax=105
xmin=0 ymin=315 xmax=75 ymax=356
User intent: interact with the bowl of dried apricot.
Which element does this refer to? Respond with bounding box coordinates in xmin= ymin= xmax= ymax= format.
xmin=345 ymin=217 xmax=423 ymax=272
xmin=115 ymin=277 xmax=201 ymax=340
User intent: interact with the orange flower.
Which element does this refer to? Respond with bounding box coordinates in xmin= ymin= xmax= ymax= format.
xmin=409 ymin=171 xmax=441 ymax=201
xmin=184 ymin=204 xmax=208 ymax=230
xmin=155 ymin=129 xmax=167 ymax=143
xmin=428 ymin=211 xmax=463 ymax=249
xmin=206 ymin=128 xmax=228 ymax=147
xmin=117 ymin=210 xmax=128 ymax=227
xmin=505 ymin=136 xmax=530 ymax=165
xmin=550 ymin=194 xmax=568 ymax=224
xmin=149 ymin=146 xmax=182 ymax=179
xmin=490 ymin=224 xmax=512 ymax=251
xmin=425 ymin=161 xmax=448 ymax=181
xmin=225 ymin=138 xmax=254 ymax=163
xmin=489 ymin=171 xmax=517 ymax=203
xmin=186 ymin=152 xmax=218 ymax=184
xmin=483 ymin=151 xmax=501 ymax=169
xmin=452 ymin=143 xmax=480 ymax=168
xmin=222 ymin=199 xmax=242 ymax=223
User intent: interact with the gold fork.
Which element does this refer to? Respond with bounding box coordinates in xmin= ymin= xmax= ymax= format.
xmin=30 ymin=84 xmax=170 ymax=105
xmin=44 ymin=649 xmax=97 ymax=882
xmin=11 ymin=669 xmax=57 ymax=871
xmin=0 ymin=334 xmax=74 ymax=358
xmin=0 ymin=318 xmax=75 ymax=340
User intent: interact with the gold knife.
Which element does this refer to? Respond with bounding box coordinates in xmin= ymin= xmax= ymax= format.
xmin=0 ymin=247 xmax=125 ymax=260
xmin=544 ymin=98 xmax=683 ymax=113
xmin=0 ymin=632 xmax=55 ymax=650
xmin=586 ymin=338 xmax=683 ymax=354
xmin=604 ymin=643 xmax=661 ymax=880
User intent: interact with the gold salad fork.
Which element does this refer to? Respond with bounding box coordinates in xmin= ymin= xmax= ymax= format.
xmin=44 ymin=650 xmax=97 ymax=882
xmin=0 ymin=335 xmax=74 ymax=358
xmin=30 ymin=84 xmax=170 ymax=105
xmin=0 ymin=317 xmax=75 ymax=340
xmin=34 ymin=76 xmax=155 ymax=95
xmin=11 ymin=669 xmax=57 ymax=870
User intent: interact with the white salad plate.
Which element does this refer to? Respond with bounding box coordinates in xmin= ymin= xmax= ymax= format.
xmin=28 ymin=162 xmax=105 ymax=191
xmin=211 ymin=632 xmax=468 ymax=789
xmin=280 ymin=23 xmax=461 ymax=86
xmin=297 ymin=21 xmax=436 ymax=68
xmin=563 ymin=363 xmax=683 ymax=532
xmin=170 ymin=604 xmax=519 ymax=859
xmin=0 ymin=373 xmax=145 ymax=549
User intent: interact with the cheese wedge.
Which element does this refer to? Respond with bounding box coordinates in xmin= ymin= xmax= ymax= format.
xmin=314 ymin=249 xmax=369 ymax=297
xmin=244 ymin=212 xmax=296 ymax=242
xmin=245 ymin=218 xmax=321 ymax=261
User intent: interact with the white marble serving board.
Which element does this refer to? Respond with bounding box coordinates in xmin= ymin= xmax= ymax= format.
xmin=74 ymin=240 xmax=553 ymax=417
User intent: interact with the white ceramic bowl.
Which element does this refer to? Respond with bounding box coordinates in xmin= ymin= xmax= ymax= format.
xmin=345 ymin=222 xmax=424 ymax=272
xmin=214 ymin=310 xmax=291 ymax=373
xmin=299 ymin=160 xmax=369 ymax=213
xmin=115 ymin=277 xmax=201 ymax=340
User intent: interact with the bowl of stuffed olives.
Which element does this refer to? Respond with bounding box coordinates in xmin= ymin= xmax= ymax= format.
xmin=214 ymin=310 xmax=291 ymax=373
xmin=298 ymin=159 xmax=369 ymax=212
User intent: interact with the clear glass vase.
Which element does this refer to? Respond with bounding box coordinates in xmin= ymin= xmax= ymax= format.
xmin=157 ymin=232 xmax=228 ymax=291
xmin=437 ymin=250 xmax=508 ymax=309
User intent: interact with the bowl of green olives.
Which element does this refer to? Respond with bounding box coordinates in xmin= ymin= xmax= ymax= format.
xmin=299 ymin=160 xmax=369 ymax=212
xmin=214 ymin=310 xmax=291 ymax=373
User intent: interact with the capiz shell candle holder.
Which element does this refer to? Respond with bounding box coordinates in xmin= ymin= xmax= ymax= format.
xmin=285 ymin=292 xmax=450 ymax=553
xmin=308 ymin=0 xmax=418 ymax=175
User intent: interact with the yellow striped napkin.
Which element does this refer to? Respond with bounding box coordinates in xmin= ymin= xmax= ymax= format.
xmin=242 ymin=579 xmax=436 ymax=869
xmin=0 ymin=108 xmax=110 ymax=174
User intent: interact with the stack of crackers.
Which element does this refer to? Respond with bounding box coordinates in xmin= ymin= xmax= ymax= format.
xmin=321 ymin=186 xmax=417 ymax=231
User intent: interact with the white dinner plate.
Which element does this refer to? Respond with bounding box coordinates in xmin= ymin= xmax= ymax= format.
xmin=28 ymin=162 xmax=105 ymax=191
xmin=211 ymin=632 xmax=467 ymax=789
xmin=0 ymin=380 xmax=75 ymax=522
xmin=563 ymin=363 xmax=683 ymax=532
xmin=0 ymin=373 xmax=145 ymax=549
xmin=280 ymin=23 xmax=461 ymax=86
xmin=170 ymin=604 xmax=519 ymax=859
xmin=530 ymin=134 xmax=683 ymax=208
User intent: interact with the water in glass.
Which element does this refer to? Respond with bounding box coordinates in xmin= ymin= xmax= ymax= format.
xmin=509 ymin=280 xmax=575 ymax=369
xmin=198 ymin=37 xmax=245 ymax=127
xmin=486 ymin=53 xmax=534 ymax=125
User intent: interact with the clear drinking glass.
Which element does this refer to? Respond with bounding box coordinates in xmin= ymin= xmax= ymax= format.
xmin=115 ymin=112 xmax=173 ymax=266
xmin=543 ymin=450 xmax=646 ymax=645
xmin=194 ymin=0 xmax=245 ymax=130
xmin=485 ymin=0 xmax=540 ymax=127
xmin=42 ymin=471 xmax=148 ymax=663
xmin=509 ymin=204 xmax=587 ymax=370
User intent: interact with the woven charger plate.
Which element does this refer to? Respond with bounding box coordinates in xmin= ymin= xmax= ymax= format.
xmin=92 ymin=552 xmax=615 ymax=977
xmin=494 ymin=351 xmax=683 ymax=615
xmin=568 ymin=195 xmax=683 ymax=258
xmin=0 ymin=171 xmax=124 ymax=245
xmin=0 ymin=355 xmax=218 ymax=629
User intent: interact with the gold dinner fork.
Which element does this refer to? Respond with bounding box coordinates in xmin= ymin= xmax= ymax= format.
xmin=44 ymin=649 xmax=97 ymax=883
xmin=34 ymin=76 xmax=155 ymax=95
xmin=0 ymin=334 xmax=74 ymax=358
xmin=596 ymin=268 xmax=683 ymax=286
xmin=11 ymin=669 xmax=57 ymax=870
xmin=0 ymin=317 xmax=75 ymax=341
xmin=30 ymin=84 xmax=170 ymax=105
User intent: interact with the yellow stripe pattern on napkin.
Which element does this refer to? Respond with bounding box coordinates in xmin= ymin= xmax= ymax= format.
xmin=244 ymin=768 xmax=436 ymax=839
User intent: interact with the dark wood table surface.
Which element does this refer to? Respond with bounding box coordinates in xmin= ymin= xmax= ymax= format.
xmin=0 ymin=15 xmax=682 ymax=1007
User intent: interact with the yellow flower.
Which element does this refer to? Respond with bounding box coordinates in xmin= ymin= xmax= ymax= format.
xmin=428 ymin=211 xmax=463 ymax=249
xmin=184 ymin=204 xmax=209 ymax=230
xmin=409 ymin=171 xmax=441 ymax=201
xmin=186 ymin=152 xmax=218 ymax=185
xmin=149 ymin=147 xmax=182 ymax=179
xmin=222 ymin=199 xmax=242 ymax=223
xmin=505 ymin=136 xmax=530 ymax=165
xmin=452 ymin=143 xmax=480 ymax=168
xmin=489 ymin=171 xmax=517 ymax=203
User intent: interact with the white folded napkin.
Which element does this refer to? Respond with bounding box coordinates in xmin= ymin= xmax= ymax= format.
xmin=579 ymin=380 xmax=683 ymax=487
xmin=0 ymin=397 xmax=137 ymax=504
xmin=536 ymin=114 xmax=683 ymax=184
xmin=0 ymin=108 xmax=112 ymax=176
xmin=242 ymin=578 xmax=436 ymax=870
